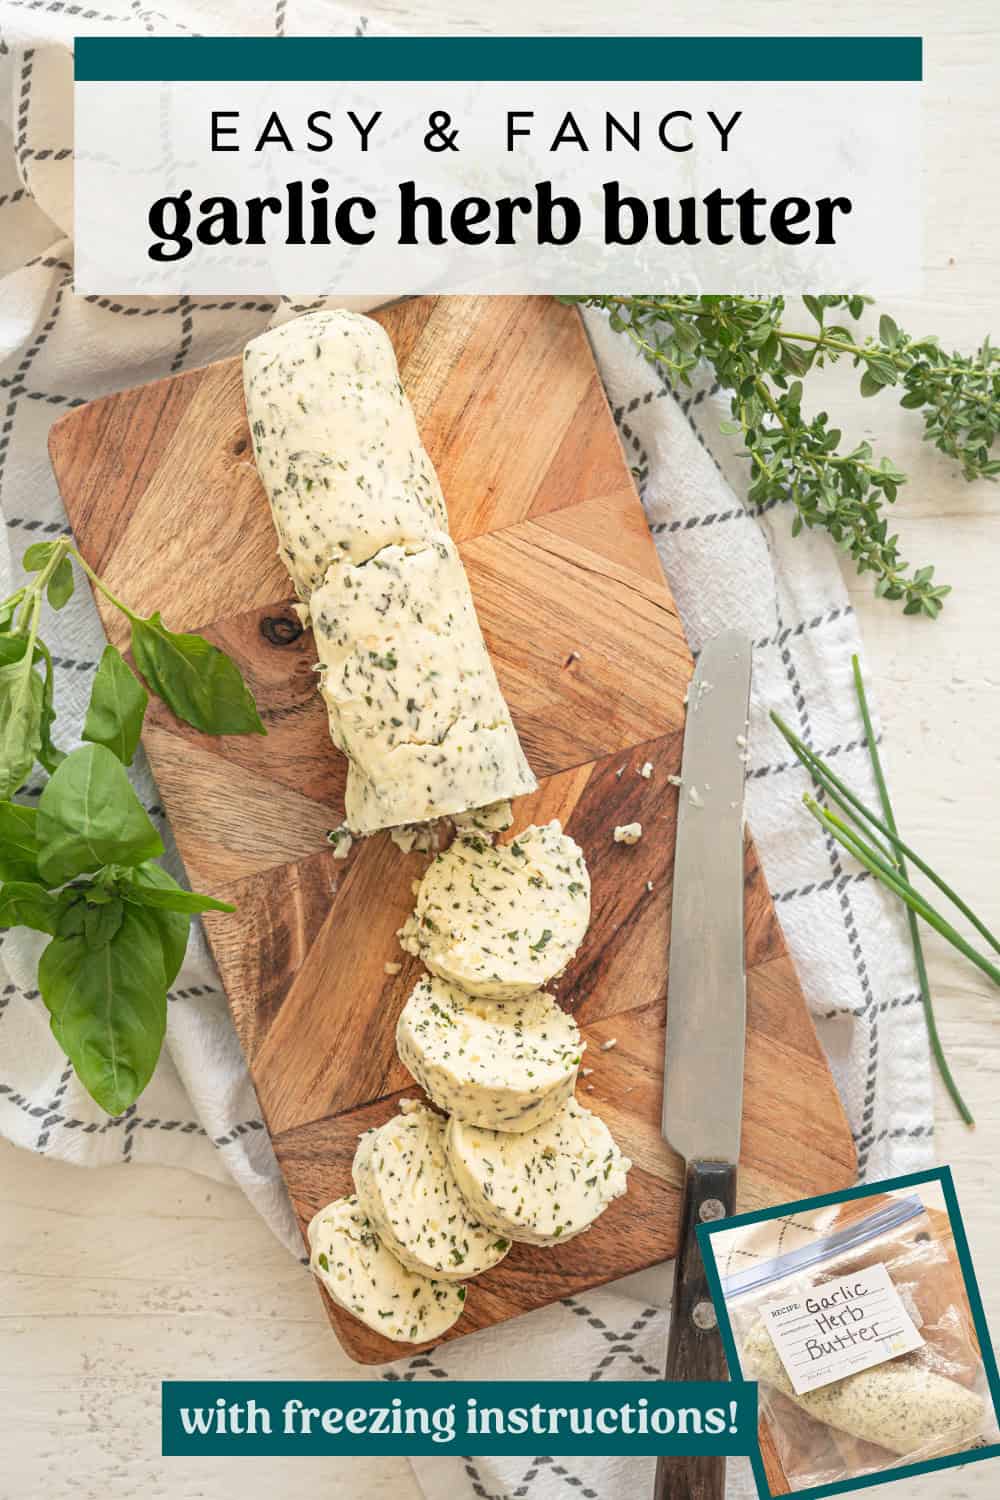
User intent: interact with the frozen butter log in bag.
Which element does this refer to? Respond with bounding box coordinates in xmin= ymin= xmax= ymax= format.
xmin=243 ymin=310 xmax=536 ymax=833
xmin=721 ymin=1191 xmax=996 ymax=1487
xmin=742 ymin=1319 xmax=986 ymax=1459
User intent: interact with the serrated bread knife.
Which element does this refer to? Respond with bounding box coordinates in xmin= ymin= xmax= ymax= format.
xmin=653 ymin=629 xmax=752 ymax=1500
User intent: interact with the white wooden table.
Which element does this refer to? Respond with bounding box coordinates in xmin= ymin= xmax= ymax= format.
xmin=2 ymin=3 xmax=998 ymax=1497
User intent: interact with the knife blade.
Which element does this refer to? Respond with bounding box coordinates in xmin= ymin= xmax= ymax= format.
xmin=653 ymin=628 xmax=752 ymax=1500
xmin=663 ymin=628 xmax=752 ymax=1166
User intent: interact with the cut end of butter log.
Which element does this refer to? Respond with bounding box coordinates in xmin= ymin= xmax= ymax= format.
xmin=445 ymin=1097 xmax=631 ymax=1247
xmin=352 ymin=1102 xmax=512 ymax=1280
xmin=307 ymin=1195 xmax=467 ymax=1343
xmin=396 ymin=974 xmax=584 ymax=1132
xmin=399 ymin=821 xmax=591 ymax=999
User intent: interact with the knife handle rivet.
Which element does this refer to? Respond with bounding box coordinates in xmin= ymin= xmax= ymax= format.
xmin=692 ymin=1300 xmax=718 ymax=1331
xmin=699 ymin=1198 xmax=727 ymax=1223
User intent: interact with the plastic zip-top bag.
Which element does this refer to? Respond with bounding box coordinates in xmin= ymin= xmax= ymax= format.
xmin=721 ymin=1194 xmax=997 ymax=1490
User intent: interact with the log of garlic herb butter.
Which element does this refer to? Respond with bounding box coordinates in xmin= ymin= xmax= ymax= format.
xmin=396 ymin=974 xmax=584 ymax=1132
xmin=307 ymin=1194 xmax=467 ymax=1343
xmin=445 ymin=1096 xmax=631 ymax=1247
xmin=243 ymin=309 xmax=536 ymax=834
xmin=743 ymin=1318 xmax=986 ymax=1457
xmin=352 ymin=1101 xmax=511 ymax=1280
xmin=399 ymin=821 xmax=591 ymax=999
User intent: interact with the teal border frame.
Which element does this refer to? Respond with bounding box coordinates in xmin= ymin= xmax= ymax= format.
xmin=697 ymin=1166 xmax=1000 ymax=1500
xmin=74 ymin=36 xmax=923 ymax=83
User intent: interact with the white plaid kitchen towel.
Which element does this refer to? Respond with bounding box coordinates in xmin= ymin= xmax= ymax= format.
xmin=0 ymin=7 xmax=933 ymax=1500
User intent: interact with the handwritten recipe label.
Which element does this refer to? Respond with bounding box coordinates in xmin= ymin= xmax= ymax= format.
xmin=762 ymin=1263 xmax=924 ymax=1395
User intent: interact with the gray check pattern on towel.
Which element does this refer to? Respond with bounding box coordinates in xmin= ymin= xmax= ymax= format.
xmin=0 ymin=6 xmax=933 ymax=1500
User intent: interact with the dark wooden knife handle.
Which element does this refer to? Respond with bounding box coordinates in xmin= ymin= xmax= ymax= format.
xmin=653 ymin=1159 xmax=738 ymax=1500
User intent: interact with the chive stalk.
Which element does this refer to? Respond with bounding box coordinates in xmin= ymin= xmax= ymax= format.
xmin=850 ymin=656 xmax=974 ymax=1126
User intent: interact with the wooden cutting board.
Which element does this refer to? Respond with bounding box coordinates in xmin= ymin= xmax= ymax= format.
xmin=48 ymin=295 xmax=856 ymax=1364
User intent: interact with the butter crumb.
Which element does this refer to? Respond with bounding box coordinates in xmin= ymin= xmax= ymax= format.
xmin=327 ymin=823 xmax=353 ymax=860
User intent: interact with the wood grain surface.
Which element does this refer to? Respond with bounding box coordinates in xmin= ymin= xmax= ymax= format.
xmin=47 ymin=295 xmax=856 ymax=1364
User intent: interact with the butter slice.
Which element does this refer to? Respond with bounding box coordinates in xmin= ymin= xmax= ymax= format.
xmin=307 ymin=1194 xmax=467 ymax=1343
xmin=353 ymin=1103 xmax=511 ymax=1280
xmin=445 ymin=1097 xmax=631 ymax=1247
xmin=396 ymin=974 xmax=583 ymax=1132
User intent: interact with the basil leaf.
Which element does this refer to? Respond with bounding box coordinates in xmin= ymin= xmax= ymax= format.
xmin=0 ymin=880 xmax=63 ymax=934
xmin=39 ymin=902 xmax=167 ymax=1116
xmin=0 ymin=801 xmax=41 ymax=881
xmin=0 ymin=656 xmax=44 ymax=800
xmin=84 ymin=895 xmax=124 ymax=949
xmin=35 ymin=639 xmax=64 ymax=774
xmin=56 ymin=889 xmax=88 ymax=938
xmin=47 ymin=554 xmax=75 ymax=611
xmin=122 ymin=879 xmax=234 ymax=915
xmin=0 ymin=635 xmax=29 ymax=667
xmin=0 ymin=595 xmax=23 ymax=633
xmin=0 ymin=638 xmax=60 ymax=775
xmin=37 ymin=743 xmax=163 ymax=885
xmin=23 ymin=541 xmax=58 ymax=572
xmin=83 ymin=644 xmax=148 ymax=766
xmin=130 ymin=613 xmax=265 ymax=736
xmin=128 ymin=862 xmax=190 ymax=987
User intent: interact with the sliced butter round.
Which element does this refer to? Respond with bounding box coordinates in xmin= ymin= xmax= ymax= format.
xmin=396 ymin=974 xmax=583 ymax=1132
xmin=307 ymin=1194 xmax=467 ymax=1344
xmin=399 ymin=821 xmax=590 ymax=999
xmin=353 ymin=1103 xmax=511 ymax=1280
xmin=445 ymin=1097 xmax=631 ymax=1247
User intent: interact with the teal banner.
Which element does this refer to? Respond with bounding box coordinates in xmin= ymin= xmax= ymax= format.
xmin=75 ymin=36 xmax=922 ymax=83
xmin=162 ymin=1379 xmax=758 ymax=1457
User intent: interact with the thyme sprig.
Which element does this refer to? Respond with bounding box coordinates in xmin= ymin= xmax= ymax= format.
xmin=566 ymin=294 xmax=1000 ymax=617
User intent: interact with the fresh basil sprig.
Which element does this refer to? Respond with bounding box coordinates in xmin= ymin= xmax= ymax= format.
xmin=0 ymin=536 xmax=264 ymax=787
xmin=0 ymin=539 xmax=254 ymax=1117
xmin=0 ymin=748 xmax=235 ymax=1117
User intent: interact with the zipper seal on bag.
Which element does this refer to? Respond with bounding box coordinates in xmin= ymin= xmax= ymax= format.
xmin=721 ymin=1194 xmax=926 ymax=1300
